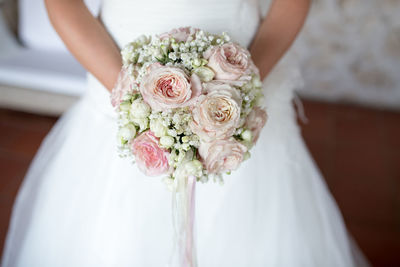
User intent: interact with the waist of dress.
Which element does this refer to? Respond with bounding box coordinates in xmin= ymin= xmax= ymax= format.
xmin=81 ymin=73 xmax=118 ymax=120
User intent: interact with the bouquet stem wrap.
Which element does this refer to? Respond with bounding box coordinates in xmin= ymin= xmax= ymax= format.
xmin=169 ymin=175 xmax=198 ymax=267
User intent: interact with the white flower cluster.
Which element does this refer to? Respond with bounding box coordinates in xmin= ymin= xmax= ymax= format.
xmin=148 ymin=108 xmax=200 ymax=153
xmin=235 ymin=75 xmax=264 ymax=145
xmin=122 ymin=30 xmax=230 ymax=83
xmin=116 ymin=94 xmax=149 ymax=157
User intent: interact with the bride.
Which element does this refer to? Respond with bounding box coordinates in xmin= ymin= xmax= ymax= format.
xmin=1 ymin=0 xmax=369 ymax=266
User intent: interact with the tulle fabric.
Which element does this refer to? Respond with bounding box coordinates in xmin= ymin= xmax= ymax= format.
xmin=1 ymin=0 xmax=370 ymax=266
xmin=2 ymin=56 xmax=368 ymax=267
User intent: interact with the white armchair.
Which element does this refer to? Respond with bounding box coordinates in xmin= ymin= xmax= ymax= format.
xmin=0 ymin=0 xmax=100 ymax=115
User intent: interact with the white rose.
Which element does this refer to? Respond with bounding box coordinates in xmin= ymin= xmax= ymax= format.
xmin=118 ymin=123 xmax=136 ymax=141
xmin=193 ymin=66 xmax=215 ymax=82
xmin=131 ymin=117 xmax=149 ymax=132
xmin=160 ymin=135 xmax=175 ymax=148
xmin=241 ymin=129 xmax=253 ymax=142
xmin=120 ymin=116 xmax=130 ymax=125
xmin=129 ymin=99 xmax=151 ymax=119
xmin=150 ymin=118 xmax=168 ymax=137
xmin=193 ymin=58 xmax=202 ymax=67
xmin=119 ymin=101 xmax=131 ymax=111
xmin=185 ymin=160 xmax=203 ymax=176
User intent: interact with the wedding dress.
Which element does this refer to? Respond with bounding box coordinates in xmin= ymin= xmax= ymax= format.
xmin=1 ymin=0 xmax=370 ymax=266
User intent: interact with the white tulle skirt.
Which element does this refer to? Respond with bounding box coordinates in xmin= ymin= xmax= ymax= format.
xmin=1 ymin=58 xmax=369 ymax=267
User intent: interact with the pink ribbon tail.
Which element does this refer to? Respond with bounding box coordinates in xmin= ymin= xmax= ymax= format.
xmin=183 ymin=175 xmax=197 ymax=266
xmin=168 ymin=175 xmax=198 ymax=267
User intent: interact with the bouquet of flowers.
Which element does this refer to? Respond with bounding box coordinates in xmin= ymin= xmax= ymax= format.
xmin=111 ymin=26 xmax=267 ymax=267
xmin=111 ymin=27 xmax=267 ymax=184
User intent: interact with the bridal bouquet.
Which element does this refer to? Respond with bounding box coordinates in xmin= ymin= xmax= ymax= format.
xmin=111 ymin=27 xmax=267 ymax=185
xmin=111 ymin=26 xmax=267 ymax=266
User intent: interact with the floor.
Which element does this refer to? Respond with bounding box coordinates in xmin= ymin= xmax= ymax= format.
xmin=0 ymin=99 xmax=399 ymax=266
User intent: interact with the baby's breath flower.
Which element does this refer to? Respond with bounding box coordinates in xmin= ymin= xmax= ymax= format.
xmin=167 ymin=129 xmax=177 ymax=137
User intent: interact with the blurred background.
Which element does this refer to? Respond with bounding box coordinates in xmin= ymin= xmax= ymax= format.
xmin=0 ymin=0 xmax=399 ymax=266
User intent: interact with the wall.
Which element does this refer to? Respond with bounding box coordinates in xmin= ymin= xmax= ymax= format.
xmin=290 ymin=0 xmax=400 ymax=109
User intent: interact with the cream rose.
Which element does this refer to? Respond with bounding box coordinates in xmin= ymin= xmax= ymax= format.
xmin=199 ymin=138 xmax=247 ymax=174
xmin=129 ymin=99 xmax=151 ymax=118
xmin=117 ymin=123 xmax=136 ymax=142
xmin=150 ymin=118 xmax=168 ymax=137
xmin=192 ymin=66 xmax=215 ymax=82
xmin=160 ymin=135 xmax=174 ymax=148
xmin=204 ymin=42 xmax=255 ymax=84
xmin=190 ymin=82 xmax=242 ymax=141
xmin=131 ymin=131 xmax=171 ymax=176
xmin=245 ymin=107 xmax=268 ymax=144
xmin=140 ymin=63 xmax=202 ymax=111
xmin=130 ymin=117 xmax=149 ymax=132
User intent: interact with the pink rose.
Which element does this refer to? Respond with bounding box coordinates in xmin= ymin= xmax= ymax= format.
xmin=111 ymin=66 xmax=137 ymax=108
xmin=204 ymin=42 xmax=256 ymax=85
xmin=245 ymin=107 xmax=268 ymax=144
xmin=190 ymin=82 xmax=242 ymax=141
xmin=158 ymin=26 xmax=199 ymax=42
xmin=199 ymin=138 xmax=247 ymax=174
xmin=140 ymin=63 xmax=202 ymax=111
xmin=131 ymin=131 xmax=171 ymax=176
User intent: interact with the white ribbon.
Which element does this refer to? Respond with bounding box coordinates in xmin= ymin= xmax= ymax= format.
xmin=167 ymin=175 xmax=198 ymax=267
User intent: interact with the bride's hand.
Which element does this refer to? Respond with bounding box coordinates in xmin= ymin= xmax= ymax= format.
xmin=249 ymin=0 xmax=311 ymax=81
xmin=45 ymin=0 xmax=122 ymax=92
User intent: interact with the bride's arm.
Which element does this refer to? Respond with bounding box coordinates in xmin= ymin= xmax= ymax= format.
xmin=249 ymin=0 xmax=311 ymax=80
xmin=45 ymin=0 xmax=122 ymax=91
